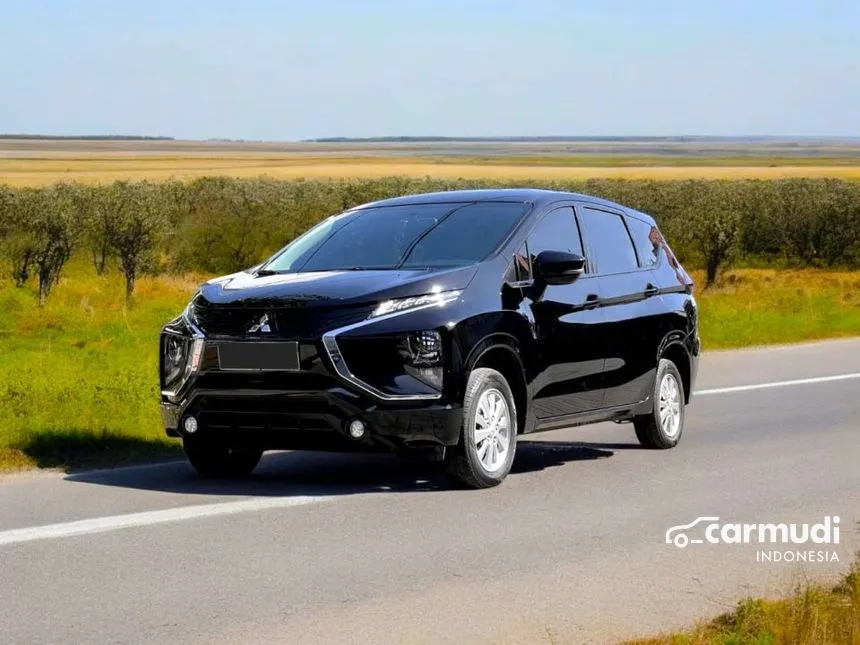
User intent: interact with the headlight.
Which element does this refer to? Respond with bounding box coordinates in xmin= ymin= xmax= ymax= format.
xmin=369 ymin=290 xmax=462 ymax=319
xmin=398 ymin=331 xmax=442 ymax=366
xmin=162 ymin=335 xmax=189 ymax=387
xmin=332 ymin=330 xmax=445 ymax=397
xmin=398 ymin=330 xmax=443 ymax=390
xmin=160 ymin=323 xmax=204 ymax=395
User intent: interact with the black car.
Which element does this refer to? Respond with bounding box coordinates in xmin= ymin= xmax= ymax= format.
xmin=160 ymin=189 xmax=699 ymax=488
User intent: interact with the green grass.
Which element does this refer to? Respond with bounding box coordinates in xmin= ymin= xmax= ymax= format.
xmin=694 ymin=269 xmax=860 ymax=348
xmin=1 ymin=261 xmax=859 ymax=472
xmin=0 ymin=258 xmax=198 ymax=471
xmin=7 ymin=430 xmax=183 ymax=471
xmin=626 ymin=556 xmax=860 ymax=645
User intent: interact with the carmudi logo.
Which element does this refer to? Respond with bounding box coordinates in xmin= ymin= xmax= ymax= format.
xmin=665 ymin=516 xmax=842 ymax=563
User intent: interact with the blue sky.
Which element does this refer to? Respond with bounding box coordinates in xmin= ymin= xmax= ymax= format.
xmin=1 ymin=0 xmax=858 ymax=140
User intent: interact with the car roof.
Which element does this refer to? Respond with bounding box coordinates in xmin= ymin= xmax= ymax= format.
xmin=356 ymin=188 xmax=656 ymax=224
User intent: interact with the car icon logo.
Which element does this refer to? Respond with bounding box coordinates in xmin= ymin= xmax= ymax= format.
xmin=665 ymin=516 xmax=720 ymax=548
xmin=247 ymin=313 xmax=272 ymax=334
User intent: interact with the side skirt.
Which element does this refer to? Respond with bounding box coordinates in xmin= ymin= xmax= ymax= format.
xmin=528 ymin=401 xmax=647 ymax=433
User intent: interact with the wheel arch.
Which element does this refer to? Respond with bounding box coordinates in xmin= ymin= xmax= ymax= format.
xmin=465 ymin=335 xmax=529 ymax=434
xmin=658 ymin=336 xmax=692 ymax=404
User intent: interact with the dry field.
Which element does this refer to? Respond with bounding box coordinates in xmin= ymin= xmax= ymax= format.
xmin=3 ymin=138 xmax=860 ymax=185
xmin=5 ymin=156 xmax=860 ymax=186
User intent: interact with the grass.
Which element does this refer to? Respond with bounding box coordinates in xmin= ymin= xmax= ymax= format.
xmin=4 ymin=155 xmax=860 ymax=186
xmin=626 ymin=557 xmax=860 ymax=645
xmin=0 ymin=258 xmax=198 ymax=472
xmin=6 ymin=431 xmax=183 ymax=472
xmin=1 ymin=262 xmax=858 ymax=472
xmin=694 ymin=269 xmax=860 ymax=348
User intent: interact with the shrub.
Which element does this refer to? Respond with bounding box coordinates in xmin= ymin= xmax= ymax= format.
xmin=104 ymin=182 xmax=168 ymax=299
xmin=2 ymin=177 xmax=860 ymax=283
xmin=1 ymin=186 xmax=80 ymax=303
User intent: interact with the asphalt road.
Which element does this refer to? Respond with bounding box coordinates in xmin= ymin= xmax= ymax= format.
xmin=2 ymin=338 xmax=859 ymax=645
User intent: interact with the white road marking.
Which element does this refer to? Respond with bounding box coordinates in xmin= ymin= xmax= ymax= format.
xmin=0 ymin=496 xmax=329 ymax=547
xmin=696 ymin=372 xmax=860 ymax=396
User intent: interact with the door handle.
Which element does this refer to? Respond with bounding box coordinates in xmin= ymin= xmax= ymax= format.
xmin=583 ymin=293 xmax=601 ymax=309
xmin=644 ymin=283 xmax=658 ymax=297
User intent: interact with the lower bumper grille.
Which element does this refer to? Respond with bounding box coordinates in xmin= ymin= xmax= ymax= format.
xmin=193 ymin=396 xmax=342 ymax=432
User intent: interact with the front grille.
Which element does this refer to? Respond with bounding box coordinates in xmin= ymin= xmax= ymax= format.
xmin=192 ymin=306 xmax=265 ymax=337
xmin=191 ymin=303 xmax=373 ymax=339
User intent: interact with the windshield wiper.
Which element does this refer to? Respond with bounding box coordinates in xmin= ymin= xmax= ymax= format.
xmin=258 ymin=265 xmax=394 ymax=276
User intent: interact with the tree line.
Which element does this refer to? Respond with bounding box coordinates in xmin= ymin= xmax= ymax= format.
xmin=1 ymin=176 xmax=859 ymax=304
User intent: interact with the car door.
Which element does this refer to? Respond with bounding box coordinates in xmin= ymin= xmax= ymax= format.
xmin=576 ymin=205 xmax=661 ymax=408
xmin=515 ymin=206 xmax=606 ymax=418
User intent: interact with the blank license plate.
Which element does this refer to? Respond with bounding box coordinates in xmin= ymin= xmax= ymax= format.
xmin=217 ymin=342 xmax=300 ymax=371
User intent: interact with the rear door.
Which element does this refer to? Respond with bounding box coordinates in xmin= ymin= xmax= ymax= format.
xmin=517 ymin=206 xmax=606 ymax=418
xmin=576 ymin=205 xmax=662 ymax=408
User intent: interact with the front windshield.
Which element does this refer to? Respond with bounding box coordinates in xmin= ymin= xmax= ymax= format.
xmin=262 ymin=202 xmax=528 ymax=273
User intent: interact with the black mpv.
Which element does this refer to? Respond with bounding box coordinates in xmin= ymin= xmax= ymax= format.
xmin=160 ymin=189 xmax=699 ymax=488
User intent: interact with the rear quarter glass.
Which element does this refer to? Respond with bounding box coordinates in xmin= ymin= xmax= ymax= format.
xmin=657 ymin=228 xmax=694 ymax=288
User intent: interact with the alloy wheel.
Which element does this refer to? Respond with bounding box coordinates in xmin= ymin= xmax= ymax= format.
xmin=473 ymin=388 xmax=511 ymax=473
xmin=658 ymin=373 xmax=682 ymax=438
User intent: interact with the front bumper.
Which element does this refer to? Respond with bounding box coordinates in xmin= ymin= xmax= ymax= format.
xmin=162 ymin=378 xmax=462 ymax=453
xmin=160 ymin=299 xmax=467 ymax=453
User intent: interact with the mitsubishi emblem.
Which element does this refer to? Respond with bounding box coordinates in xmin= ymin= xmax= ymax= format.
xmin=247 ymin=313 xmax=272 ymax=334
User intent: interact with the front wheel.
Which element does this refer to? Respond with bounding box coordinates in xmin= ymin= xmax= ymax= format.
xmin=183 ymin=437 xmax=263 ymax=478
xmin=447 ymin=367 xmax=518 ymax=488
xmin=634 ymin=358 xmax=685 ymax=449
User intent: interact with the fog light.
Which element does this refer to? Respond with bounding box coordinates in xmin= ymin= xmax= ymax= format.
xmin=183 ymin=415 xmax=198 ymax=434
xmin=348 ymin=419 xmax=366 ymax=439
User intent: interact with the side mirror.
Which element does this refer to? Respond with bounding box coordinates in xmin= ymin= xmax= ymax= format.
xmin=533 ymin=250 xmax=585 ymax=285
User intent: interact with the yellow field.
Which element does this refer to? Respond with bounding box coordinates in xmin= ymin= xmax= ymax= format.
xmin=3 ymin=155 xmax=860 ymax=186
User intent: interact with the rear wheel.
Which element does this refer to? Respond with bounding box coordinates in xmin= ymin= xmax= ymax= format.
xmin=447 ymin=367 xmax=517 ymax=488
xmin=183 ymin=437 xmax=263 ymax=478
xmin=634 ymin=358 xmax=685 ymax=449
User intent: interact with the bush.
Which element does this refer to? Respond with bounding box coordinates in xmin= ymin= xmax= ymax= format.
xmin=103 ymin=182 xmax=168 ymax=299
xmin=1 ymin=186 xmax=80 ymax=303
xmin=2 ymin=177 xmax=860 ymax=299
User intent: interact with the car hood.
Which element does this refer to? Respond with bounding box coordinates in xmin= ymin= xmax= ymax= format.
xmin=195 ymin=265 xmax=478 ymax=308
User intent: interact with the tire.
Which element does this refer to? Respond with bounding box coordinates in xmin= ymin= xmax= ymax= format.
xmin=447 ymin=367 xmax=518 ymax=488
xmin=634 ymin=358 xmax=685 ymax=449
xmin=183 ymin=437 xmax=263 ymax=478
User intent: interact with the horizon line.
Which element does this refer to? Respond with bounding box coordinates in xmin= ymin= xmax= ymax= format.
xmin=3 ymin=133 xmax=860 ymax=143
